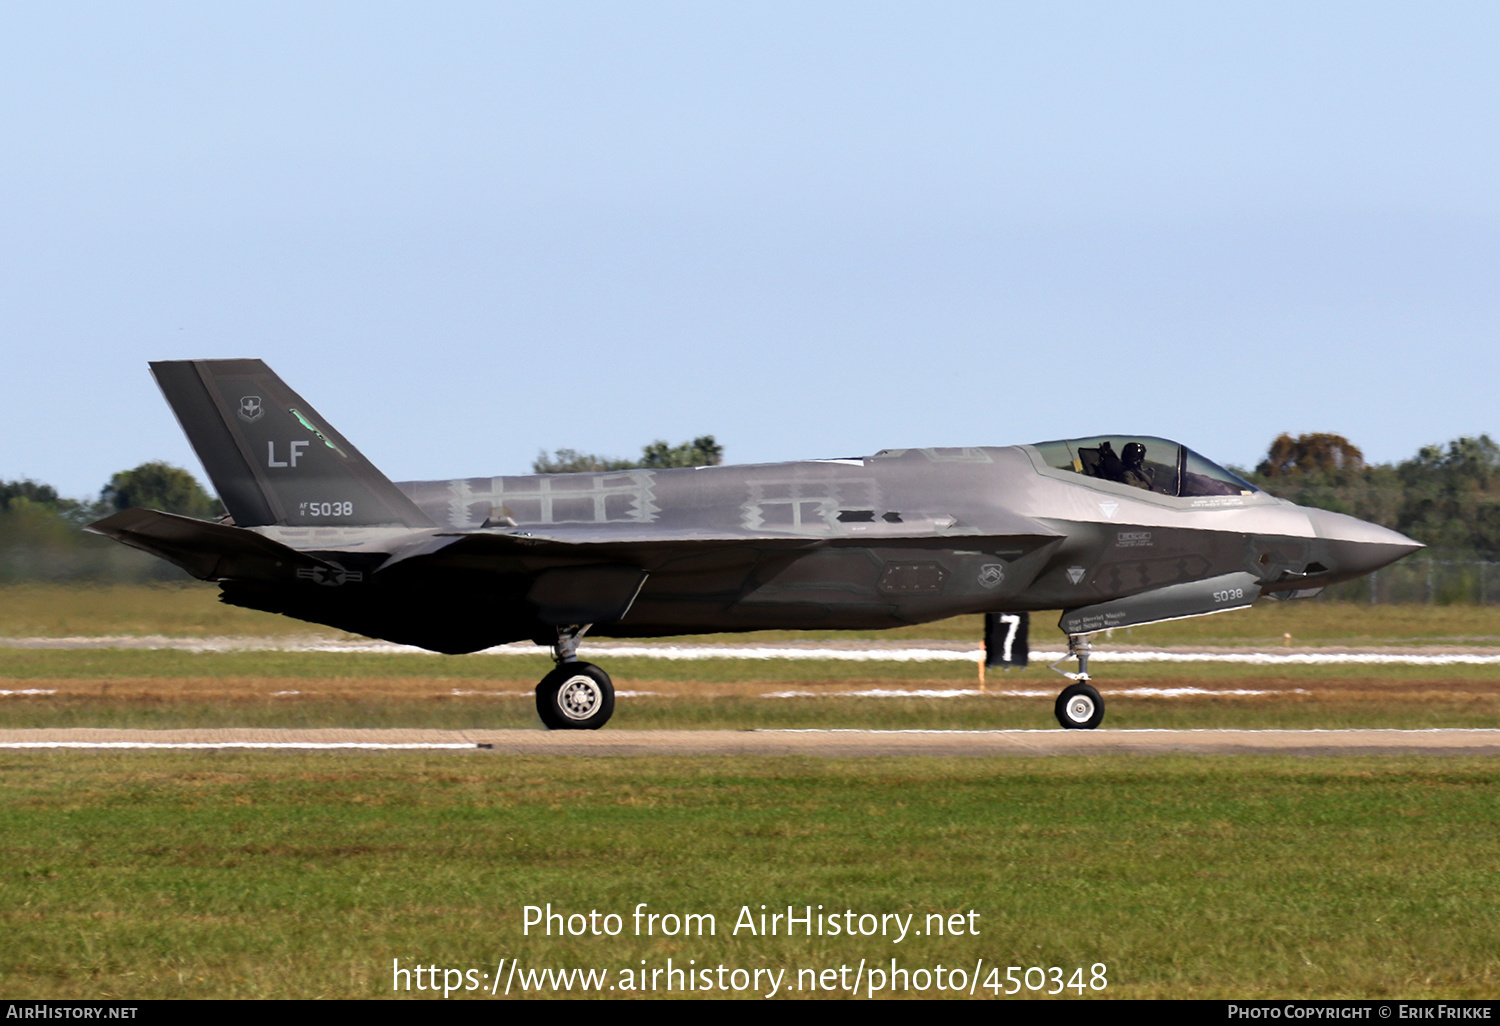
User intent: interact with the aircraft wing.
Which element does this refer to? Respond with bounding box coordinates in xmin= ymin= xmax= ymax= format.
xmin=89 ymin=506 xmax=1063 ymax=580
xmin=377 ymin=509 xmax=1065 ymax=571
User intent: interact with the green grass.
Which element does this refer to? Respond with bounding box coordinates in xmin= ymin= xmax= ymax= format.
xmin=4 ymin=589 xmax=1497 ymax=1000
xmin=3 ymin=647 xmax=1499 ymax=730
xmin=5 ymin=646 xmax=1500 ymax=682
xmin=4 ymin=583 xmax=1500 ymax=646
xmin=10 ymin=646 xmax=1500 ymax=681
xmin=2 ymin=752 xmax=1497 ymax=999
xmin=0 ymin=583 xmax=326 ymax=638
xmin=8 ymin=696 xmax=1499 ymax=733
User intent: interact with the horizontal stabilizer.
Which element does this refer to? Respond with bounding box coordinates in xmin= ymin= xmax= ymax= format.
xmin=86 ymin=508 xmax=338 ymax=582
xmin=1059 ymin=571 xmax=1260 ymax=635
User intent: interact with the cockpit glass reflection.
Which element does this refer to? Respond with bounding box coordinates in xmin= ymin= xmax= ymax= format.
xmin=1031 ymin=437 xmax=1258 ymax=497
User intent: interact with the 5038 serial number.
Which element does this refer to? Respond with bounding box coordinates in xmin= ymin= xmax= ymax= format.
xmin=299 ymin=501 xmax=354 ymax=517
xmin=993 ymin=964 xmax=1107 ymax=995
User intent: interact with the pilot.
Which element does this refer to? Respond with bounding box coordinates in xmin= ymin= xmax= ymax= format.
xmin=1120 ymin=442 xmax=1154 ymax=491
xmin=1095 ymin=440 xmax=1125 ymax=481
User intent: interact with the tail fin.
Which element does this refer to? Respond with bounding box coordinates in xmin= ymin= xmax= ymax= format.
xmin=150 ymin=359 xmax=434 ymax=529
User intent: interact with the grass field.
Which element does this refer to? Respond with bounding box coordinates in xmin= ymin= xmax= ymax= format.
xmin=3 ymin=584 xmax=1495 ymax=732
xmin=1 ymin=644 xmax=1499 ymax=731
xmin=3 ymin=752 xmax=1497 ymax=1000
xmin=2 ymin=585 xmax=1498 ymax=730
xmin=4 ymin=583 xmax=1500 ymax=646
xmin=3 ymin=586 xmax=1498 ymax=1000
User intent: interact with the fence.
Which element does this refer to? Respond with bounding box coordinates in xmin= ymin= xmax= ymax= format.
xmin=1321 ymin=557 xmax=1500 ymax=605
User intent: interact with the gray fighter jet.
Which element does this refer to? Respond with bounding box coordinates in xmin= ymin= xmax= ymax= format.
xmin=88 ymin=360 xmax=1422 ymax=730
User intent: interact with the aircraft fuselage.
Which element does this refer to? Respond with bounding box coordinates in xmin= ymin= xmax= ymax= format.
xmin=90 ymin=360 xmax=1422 ymax=729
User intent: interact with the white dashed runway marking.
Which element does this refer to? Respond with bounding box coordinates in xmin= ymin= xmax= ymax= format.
xmin=4 ymin=728 xmax=1499 ymax=756
xmin=6 ymin=636 xmax=1500 ymax=665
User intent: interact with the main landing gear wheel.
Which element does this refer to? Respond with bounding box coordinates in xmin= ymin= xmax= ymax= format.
xmin=536 ymin=662 xmax=615 ymax=730
xmin=1055 ymin=682 xmax=1104 ymax=730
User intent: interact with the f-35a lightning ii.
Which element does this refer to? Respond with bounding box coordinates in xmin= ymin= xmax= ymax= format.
xmin=89 ymin=360 xmax=1422 ymax=731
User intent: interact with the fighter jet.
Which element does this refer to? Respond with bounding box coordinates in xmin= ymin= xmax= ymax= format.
xmin=88 ymin=360 xmax=1422 ymax=731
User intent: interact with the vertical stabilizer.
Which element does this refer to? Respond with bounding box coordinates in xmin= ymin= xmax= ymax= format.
xmin=150 ymin=359 xmax=434 ymax=529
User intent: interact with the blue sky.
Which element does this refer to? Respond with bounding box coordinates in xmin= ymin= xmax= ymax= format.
xmin=4 ymin=1 xmax=1497 ymax=497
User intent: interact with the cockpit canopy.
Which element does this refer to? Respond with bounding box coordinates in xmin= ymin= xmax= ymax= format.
xmin=1030 ymin=436 xmax=1259 ymax=498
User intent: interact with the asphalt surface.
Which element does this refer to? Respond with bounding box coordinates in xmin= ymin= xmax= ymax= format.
xmin=5 ymin=727 xmax=1500 ymax=756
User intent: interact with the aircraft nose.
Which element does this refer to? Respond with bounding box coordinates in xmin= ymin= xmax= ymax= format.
xmin=1303 ymin=507 xmax=1424 ymax=580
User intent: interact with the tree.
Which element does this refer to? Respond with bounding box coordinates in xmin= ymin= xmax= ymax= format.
xmin=101 ymin=462 xmax=221 ymax=520
xmin=533 ymin=436 xmax=724 ymax=474
xmin=1395 ymin=436 xmax=1500 ymax=554
xmin=0 ymin=467 xmax=217 ymax=581
xmin=1399 ymin=435 xmax=1500 ymax=491
xmin=0 ymin=479 xmax=97 ymax=528
xmin=639 ymin=436 xmax=723 ymax=469
xmin=0 ymin=477 xmax=139 ymax=580
xmin=1244 ymin=432 xmax=1500 ymax=558
xmin=531 ymin=449 xmax=642 ymax=474
xmin=1255 ymin=433 xmax=1365 ymax=478
xmin=1 ymin=479 xmax=82 ymax=516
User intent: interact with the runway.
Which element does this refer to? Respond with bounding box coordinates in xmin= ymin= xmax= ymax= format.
xmin=5 ymin=727 xmax=1500 ymax=756
xmin=8 ymin=635 xmax=1500 ymax=664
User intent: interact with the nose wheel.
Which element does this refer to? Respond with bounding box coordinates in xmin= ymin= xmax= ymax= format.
xmin=1050 ymin=633 xmax=1105 ymax=729
xmin=1055 ymin=681 xmax=1104 ymax=729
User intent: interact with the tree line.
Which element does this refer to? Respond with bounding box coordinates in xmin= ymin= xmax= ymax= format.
xmin=1235 ymin=433 xmax=1500 ymax=557
xmin=532 ymin=436 xmax=724 ymax=473
xmin=0 ymin=463 xmax=219 ymax=582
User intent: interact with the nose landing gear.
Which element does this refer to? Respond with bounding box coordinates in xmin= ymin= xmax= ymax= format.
xmin=1050 ymin=633 xmax=1105 ymax=730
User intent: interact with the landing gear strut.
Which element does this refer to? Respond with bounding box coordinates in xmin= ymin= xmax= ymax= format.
xmin=535 ymin=623 xmax=615 ymax=730
xmin=1050 ymin=633 xmax=1105 ymax=730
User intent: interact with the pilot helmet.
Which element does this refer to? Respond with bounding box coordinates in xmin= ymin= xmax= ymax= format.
xmin=1122 ymin=442 xmax=1146 ymax=464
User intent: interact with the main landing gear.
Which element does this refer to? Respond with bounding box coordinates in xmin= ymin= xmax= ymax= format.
xmin=1050 ymin=633 xmax=1105 ymax=730
xmin=535 ymin=624 xmax=615 ymax=730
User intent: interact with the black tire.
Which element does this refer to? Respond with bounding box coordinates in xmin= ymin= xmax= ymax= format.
xmin=536 ymin=662 xmax=615 ymax=730
xmin=1055 ymin=682 xmax=1104 ymax=730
